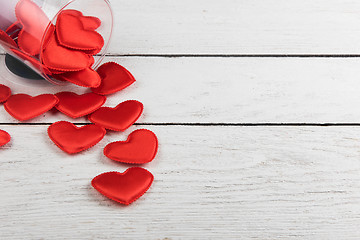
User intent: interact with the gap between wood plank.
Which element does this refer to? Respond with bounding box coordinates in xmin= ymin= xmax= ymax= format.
xmin=105 ymin=54 xmax=360 ymax=58
xmin=4 ymin=53 xmax=360 ymax=58
xmin=2 ymin=123 xmax=360 ymax=126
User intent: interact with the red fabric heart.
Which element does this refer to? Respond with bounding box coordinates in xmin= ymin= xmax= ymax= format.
xmin=0 ymin=84 xmax=11 ymax=103
xmin=0 ymin=29 xmax=17 ymax=48
xmin=16 ymin=0 xmax=50 ymax=55
xmin=92 ymin=62 xmax=136 ymax=95
xmin=48 ymin=121 xmax=106 ymax=154
xmin=56 ymin=10 xmax=104 ymax=51
xmin=60 ymin=10 xmax=101 ymax=30
xmin=0 ymin=129 xmax=11 ymax=147
xmin=91 ymin=167 xmax=154 ymax=205
xmin=41 ymin=31 xmax=91 ymax=71
xmin=55 ymin=92 xmax=106 ymax=118
xmin=53 ymin=67 xmax=101 ymax=88
xmin=104 ymin=129 xmax=158 ymax=164
xmin=88 ymin=100 xmax=143 ymax=131
xmin=4 ymin=94 xmax=59 ymax=121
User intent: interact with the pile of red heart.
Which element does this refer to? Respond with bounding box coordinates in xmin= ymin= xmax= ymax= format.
xmin=0 ymin=0 xmax=158 ymax=206
xmin=0 ymin=61 xmax=158 ymax=205
xmin=0 ymin=0 xmax=108 ymax=88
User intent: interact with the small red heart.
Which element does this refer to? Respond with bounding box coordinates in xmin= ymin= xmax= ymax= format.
xmin=104 ymin=129 xmax=158 ymax=164
xmin=53 ymin=67 xmax=101 ymax=88
xmin=41 ymin=31 xmax=91 ymax=72
xmin=88 ymin=100 xmax=143 ymax=131
xmin=0 ymin=130 xmax=11 ymax=147
xmin=0 ymin=84 xmax=11 ymax=103
xmin=55 ymin=92 xmax=106 ymax=118
xmin=60 ymin=10 xmax=101 ymax=30
xmin=91 ymin=167 xmax=154 ymax=205
xmin=92 ymin=62 xmax=136 ymax=95
xmin=48 ymin=121 xmax=106 ymax=154
xmin=4 ymin=94 xmax=59 ymax=121
xmin=56 ymin=10 xmax=104 ymax=51
xmin=16 ymin=0 xmax=50 ymax=55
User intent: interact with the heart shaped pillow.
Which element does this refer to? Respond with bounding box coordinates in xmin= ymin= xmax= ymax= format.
xmin=92 ymin=62 xmax=136 ymax=95
xmin=16 ymin=0 xmax=50 ymax=55
xmin=41 ymin=31 xmax=91 ymax=72
xmin=88 ymin=100 xmax=143 ymax=131
xmin=92 ymin=167 xmax=154 ymax=205
xmin=0 ymin=84 xmax=11 ymax=103
xmin=55 ymin=92 xmax=106 ymax=118
xmin=56 ymin=10 xmax=104 ymax=51
xmin=48 ymin=121 xmax=106 ymax=154
xmin=104 ymin=129 xmax=158 ymax=164
xmin=4 ymin=94 xmax=59 ymax=121
xmin=0 ymin=129 xmax=11 ymax=147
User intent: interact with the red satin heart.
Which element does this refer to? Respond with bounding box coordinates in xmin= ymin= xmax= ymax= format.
xmin=41 ymin=31 xmax=91 ymax=71
xmin=55 ymin=92 xmax=106 ymax=118
xmin=0 ymin=29 xmax=17 ymax=48
xmin=56 ymin=10 xmax=104 ymax=51
xmin=16 ymin=0 xmax=50 ymax=55
xmin=4 ymin=94 xmax=59 ymax=121
xmin=91 ymin=167 xmax=154 ymax=205
xmin=0 ymin=129 xmax=11 ymax=147
xmin=88 ymin=100 xmax=143 ymax=131
xmin=104 ymin=129 xmax=158 ymax=164
xmin=0 ymin=84 xmax=11 ymax=103
xmin=92 ymin=62 xmax=136 ymax=95
xmin=60 ymin=10 xmax=101 ymax=30
xmin=48 ymin=121 xmax=106 ymax=154
xmin=53 ymin=67 xmax=101 ymax=88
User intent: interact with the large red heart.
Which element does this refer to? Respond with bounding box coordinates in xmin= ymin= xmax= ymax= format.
xmin=56 ymin=10 xmax=104 ymax=51
xmin=0 ymin=29 xmax=17 ymax=48
xmin=48 ymin=121 xmax=106 ymax=154
xmin=88 ymin=100 xmax=143 ymax=131
xmin=0 ymin=84 xmax=11 ymax=103
xmin=53 ymin=67 xmax=101 ymax=88
xmin=91 ymin=167 xmax=154 ymax=205
xmin=4 ymin=94 xmax=59 ymax=121
xmin=92 ymin=62 xmax=136 ymax=95
xmin=55 ymin=92 xmax=106 ymax=118
xmin=41 ymin=31 xmax=91 ymax=72
xmin=16 ymin=0 xmax=50 ymax=55
xmin=60 ymin=10 xmax=101 ymax=30
xmin=104 ymin=129 xmax=158 ymax=164
xmin=0 ymin=129 xmax=11 ymax=147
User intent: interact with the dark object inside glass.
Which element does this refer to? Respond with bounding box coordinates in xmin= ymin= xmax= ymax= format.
xmin=5 ymin=54 xmax=43 ymax=80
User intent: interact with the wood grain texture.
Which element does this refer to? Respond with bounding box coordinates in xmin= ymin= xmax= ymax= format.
xmin=2 ymin=56 xmax=360 ymax=123
xmin=108 ymin=0 xmax=360 ymax=54
xmin=1 ymin=125 xmax=360 ymax=239
xmin=1 ymin=1 xmax=360 ymax=239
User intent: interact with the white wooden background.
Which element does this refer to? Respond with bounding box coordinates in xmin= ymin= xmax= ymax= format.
xmin=2 ymin=0 xmax=360 ymax=239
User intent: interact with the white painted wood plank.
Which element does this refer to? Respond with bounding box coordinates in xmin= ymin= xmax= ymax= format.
xmin=1 ymin=56 xmax=360 ymax=123
xmin=1 ymin=125 xmax=360 ymax=239
xmin=107 ymin=0 xmax=360 ymax=54
xmin=3 ymin=0 xmax=360 ymax=54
